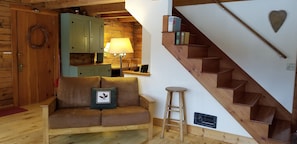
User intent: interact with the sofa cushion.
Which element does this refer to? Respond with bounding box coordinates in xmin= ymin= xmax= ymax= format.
xmin=57 ymin=76 xmax=101 ymax=108
xmin=90 ymin=87 xmax=117 ymax=109
xmin=101 ymin=106 xmax=150 ymax=126
xmin=101 ymin=77 xmax=139 ymax=107
xmin=49 ymin=107 xmax=101 ymax=128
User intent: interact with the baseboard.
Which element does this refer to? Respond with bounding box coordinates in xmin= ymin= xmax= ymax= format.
xmin=153 ymin=118 xmax=257 ymax=144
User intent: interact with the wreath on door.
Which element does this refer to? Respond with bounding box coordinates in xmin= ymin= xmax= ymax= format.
xmin=27 ymin=24 xmax=49 ymax=49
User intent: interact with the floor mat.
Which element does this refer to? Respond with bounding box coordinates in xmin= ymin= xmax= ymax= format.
xmin=0 ymin=107 xmax=27 ymax=117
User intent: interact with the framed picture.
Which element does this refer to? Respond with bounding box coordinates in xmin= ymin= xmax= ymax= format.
xmin=140 ymin=64 xmax=148 ymax=73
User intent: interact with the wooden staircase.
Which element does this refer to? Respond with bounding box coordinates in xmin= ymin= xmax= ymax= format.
xmin=161 ymin=8 xmax=292 ymax=144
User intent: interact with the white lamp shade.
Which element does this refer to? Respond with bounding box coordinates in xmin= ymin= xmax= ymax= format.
xmin=104 ymin=42 xmax=110 ymax=52
xmin=108 ymin=38 xmax=134 ymax=54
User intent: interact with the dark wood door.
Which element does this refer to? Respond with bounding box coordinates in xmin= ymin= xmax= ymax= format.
xmin=12 ymin=7 xmax=59 ymax=106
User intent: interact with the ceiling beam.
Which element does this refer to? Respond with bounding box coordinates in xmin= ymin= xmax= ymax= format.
xmin=82 ymin=2 xmax=126 ymax=16
xmin=21 ymin=0 xmax=55 ymax=3
xmin=100 ymin=12 xmax=131 ymax=19
xmin=118 ymin=17 xmax=137 ymax=23
xmin=173 ymin=0 xmax=246 ymax=6
xmin=44 ymin=0 xmax=124 ymax=9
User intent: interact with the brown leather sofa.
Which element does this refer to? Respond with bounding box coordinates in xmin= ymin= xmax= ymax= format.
xmin=41 ymin=76 xmax=155 ymax=144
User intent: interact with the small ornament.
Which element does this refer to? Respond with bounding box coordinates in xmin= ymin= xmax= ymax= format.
xmin=269 ymin=10 xmax=287 ymax=33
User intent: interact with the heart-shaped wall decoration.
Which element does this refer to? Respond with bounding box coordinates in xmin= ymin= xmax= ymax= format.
xmin=269 ymin=10 xmax=287 ymax=33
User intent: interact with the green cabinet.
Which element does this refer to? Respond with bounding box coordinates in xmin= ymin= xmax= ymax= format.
xmin=61 ymin=13 xmax=104 ymax=53
xmin=60 ymin=13 xmax=110 ymax=77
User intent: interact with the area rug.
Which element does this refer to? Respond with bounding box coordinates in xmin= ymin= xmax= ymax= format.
xmin=0 ymin=107 xmax=27 ymax=117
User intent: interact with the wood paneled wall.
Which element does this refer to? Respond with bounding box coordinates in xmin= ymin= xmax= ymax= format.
xmin=0 ymin=0 xmax=20 ymax=108
xmin=103 ymin=19 xmax=142 ymax=66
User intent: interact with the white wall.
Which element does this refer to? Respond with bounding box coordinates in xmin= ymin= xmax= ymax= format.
xmin=176 ymin=0 xmax=297 ymax=112
xmin=126 ymin=0 xmax=251 ymax=138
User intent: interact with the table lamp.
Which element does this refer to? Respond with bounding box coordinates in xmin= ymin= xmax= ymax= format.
xmin=108 ymin=38 xmax=134 ymax=76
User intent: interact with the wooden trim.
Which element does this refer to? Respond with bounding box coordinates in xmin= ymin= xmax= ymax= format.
xmin=123 ymin=71 xmax=151 ymax=76
xmin=293 ymin=64 xmax=297 ymax=132
xmin=44 ymin=0 xmax=124 ymax=9
xmin=48 ymin=124 xmax=150 ymax=135
xmin=21 ymin=0 xmax=55 ymax=3
xmin=153 ymin=118 xmax=257 ymax=144
xmin=214 ymin=0 xmax=287 ymax=59
xmin=10 ymin=8 xmax=18 ymax=107
xmin=173 ymin=0 xmax=246 ymax=6
xmin=10 ymin=4 xmax=58 ymax=16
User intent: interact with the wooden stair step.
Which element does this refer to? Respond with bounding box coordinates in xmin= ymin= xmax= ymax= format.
xmin=269 ymin=119 xmax=291 ymax=142
xmin=217 ymin=79 xmax=246 ymax=90
xmin=251 ymin=106 xmax=275 ymax=124
xmin=201 ymin=57 xmax=221 ymax=73
xmin=234 ymin=92 xmax=261 ymax=107
xmin=187 ymin=44 xmax=209 ymax=58
xmin=216 ymin=69 xmax=234 ymax=87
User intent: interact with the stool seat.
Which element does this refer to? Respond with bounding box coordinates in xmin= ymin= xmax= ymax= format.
xmin=166 ymin=87 xmax=187 ymax=92
xmin=161 ymin=86 xmax=187 ymax=142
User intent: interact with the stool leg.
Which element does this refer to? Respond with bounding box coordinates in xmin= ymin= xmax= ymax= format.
xmin=166 ymin=93 xmax=173 ymax=132
xmin=181 ymin=92 xmax=187 ymax=135
xmin=179 ymin=92 xmax=184 ymax=142
xmin=161 ymin=91 xmax=171 ymax=138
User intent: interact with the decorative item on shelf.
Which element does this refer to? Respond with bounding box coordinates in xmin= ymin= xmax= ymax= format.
xmin=108 ymin=38 xmax=134 ymax=77
xmin=140 ymin=64 xmax=149 ymax=73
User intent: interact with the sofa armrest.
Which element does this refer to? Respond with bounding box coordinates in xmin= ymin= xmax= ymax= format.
xmin=40 ymin=96 xmax=57 ymax=144
xmin=139 ymin=94 xmax=155 ymax=139
xmin=40 ymin=96 xmax=57 ymax=116
xmin=139 ymin=94 xmax=155 ymax=110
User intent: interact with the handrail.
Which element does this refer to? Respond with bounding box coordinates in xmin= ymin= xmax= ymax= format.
xmin=214 ymin=0 xmax=287 ymax=59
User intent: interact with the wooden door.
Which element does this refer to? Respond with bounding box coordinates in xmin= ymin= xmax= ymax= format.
xmin=11 ymin=6 xmax=59 ymax=106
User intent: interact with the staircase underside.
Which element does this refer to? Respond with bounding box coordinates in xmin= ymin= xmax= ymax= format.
xmin=161 ymin=8 xmax=292 ymax=144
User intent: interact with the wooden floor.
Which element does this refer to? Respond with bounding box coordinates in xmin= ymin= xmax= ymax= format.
xmin=0 ymin=104 xmax=230 ymax=144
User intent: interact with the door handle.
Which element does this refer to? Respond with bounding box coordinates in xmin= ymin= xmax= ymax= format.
xmin=18 ymin=64 xmax=23 ymax=72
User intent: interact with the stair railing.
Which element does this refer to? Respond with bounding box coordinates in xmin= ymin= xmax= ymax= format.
xmin=214 ymin=0 xmax=287 ymax=59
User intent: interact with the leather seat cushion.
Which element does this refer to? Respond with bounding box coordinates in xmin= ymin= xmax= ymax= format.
xmin=101 ymin=106 xmax=150 ymax=126
xmin=49 ymin=107 xmax=101 ymax=128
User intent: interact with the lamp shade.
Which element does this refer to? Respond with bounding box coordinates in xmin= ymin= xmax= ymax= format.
xmin=104 ymin=42 xmax=110 ymax=52
xmin=108 ymin=38 xmax=134 ymax=54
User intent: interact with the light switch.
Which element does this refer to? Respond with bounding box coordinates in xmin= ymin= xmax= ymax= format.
xmin=286 ymin=63 xmax=296 ymax=71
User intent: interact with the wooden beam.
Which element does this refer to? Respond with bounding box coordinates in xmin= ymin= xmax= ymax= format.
xmin=44 ymin=0 xmax=124 ymax=9
xmin=100 ymin=12 xmax=132 ymax=20
xmin=118 ymin=17 xmax=137 ymax=23
xmin=21 ymin=0 xmax=55 ymax=3
xmin=82 ymin=2 xmax=126 ymax=16
xmin=173 ymin=0 xmax=246 ymax=6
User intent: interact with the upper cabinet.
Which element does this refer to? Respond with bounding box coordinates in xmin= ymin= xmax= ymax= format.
xmin=61 ymin=13 xmax=104 ymax=53
xmin=60 ymin=13 xmax=110 ymax=77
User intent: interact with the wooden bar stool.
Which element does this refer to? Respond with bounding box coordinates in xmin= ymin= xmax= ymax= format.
xmin=160 ymin=86 xmax=187 ymax=142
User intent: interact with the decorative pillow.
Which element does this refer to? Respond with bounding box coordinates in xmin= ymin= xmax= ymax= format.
xmin=90 ymin=87 xmax=117 ymax=109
